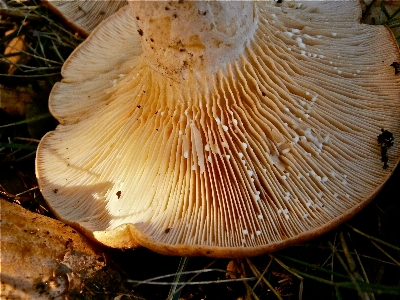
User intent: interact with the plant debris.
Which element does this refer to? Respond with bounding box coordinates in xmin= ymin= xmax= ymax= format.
xmin=2 ymin=24 xmax=30 ymax=74
xmin=390 ymin=62 xmax=400 ymax=75
xmin=377 ymin=128 xmax=394 ymax=169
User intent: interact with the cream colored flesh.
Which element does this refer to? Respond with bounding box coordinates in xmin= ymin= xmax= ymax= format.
xmin=36 ymin=2 xmax=400 ymax=257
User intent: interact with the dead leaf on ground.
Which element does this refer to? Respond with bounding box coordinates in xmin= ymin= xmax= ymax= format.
xmin=0 ymin=84 xmax=35 ymax=116
xmin=226 ymin=259 xmax=245 ymax=279
xmin=2 ymin=24 xmax=30 ymax=74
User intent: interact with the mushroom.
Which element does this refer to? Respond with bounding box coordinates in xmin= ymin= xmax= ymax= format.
xmin=43 ymin=0 xmax=127 ymax=36
xmin=36 ymin=1 xmax=400 ymax=257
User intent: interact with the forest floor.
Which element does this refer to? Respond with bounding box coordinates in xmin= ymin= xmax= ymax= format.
xmin=1 ymin=1 xmax=400 ymax=299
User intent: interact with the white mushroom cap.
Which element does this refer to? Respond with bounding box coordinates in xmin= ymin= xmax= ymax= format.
xmin=36 ymin=1 xmax=400 ymax=257
xmin=43 ymin=0 xmax=127 ymax=36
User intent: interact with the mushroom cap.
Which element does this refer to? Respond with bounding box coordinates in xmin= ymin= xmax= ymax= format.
xmin=36 ymin=1 xmax=400 ymax=257
xmin=43 ymin=0 xmax=127 ymax=36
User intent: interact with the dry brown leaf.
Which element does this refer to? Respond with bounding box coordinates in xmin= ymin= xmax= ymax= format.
xmin=0 ymin=84 xmax=35 ymax=116
xmin=2 ymin=26 xmax=30 ymax=74
xmin=226 ymin=260 xmax=244 ymax=279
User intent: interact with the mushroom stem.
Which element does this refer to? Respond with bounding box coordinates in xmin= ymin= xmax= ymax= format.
xmin=129 ymin=1 xmax=257 ymax=82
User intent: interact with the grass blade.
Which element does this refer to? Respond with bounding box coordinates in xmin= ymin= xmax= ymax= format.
xmin=0 ymin=113 xmax=52 ymax=128
xmin=0 ymin=142 xmax=37 ymax=150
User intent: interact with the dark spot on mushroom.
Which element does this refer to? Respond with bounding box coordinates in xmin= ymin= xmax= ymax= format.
xmin=173 ymin=14 xmax=178 ymax=19
xmin=390 ymin=62 xmax=400 ymax=75
xmin=34 ymin=281 xmax=49 ymax=294
xmin=178 ymin=0 xmax=184 ymax=3
xmin=136 ymin=16 xmax=140 ymax=20
xmin=155 ymin=111 xmax=158 ymax=114
xmin=65 ymin=238 xmax=73 ymax=248
xmin=165 ymin=228 xmax=171 ymax=233
xmin=150 ymin=38 xmax=154 ymax=42
xmin=262 ymin=92 xmax=266 ymax=97
xmin=377 ymin=129 xmax=394 ymax=169
xmin=143 ymin=90 xmax=146 ymax=93
xmin=99 ymin=11 xmax=105 ymax=15
xmin=206 ymin=251 xmax=211 ymax=254
xmin=137 ymin=29 xmax=144 ymax=36
xmin=53 ymin=189 xmax=58 ymax=194
xmin=180 ymin=48 xmax=186 ymax=52
xmin=116 ymin=191 xmax=122 ymax=199
xmin=137 ymin=105 xmax=141 ymax=108
xmin=165 ymin=6 xmax=170 ymax=10
xmin=198 ymin=10 xmax=207 ymax=16
xmin=156 ymin=129 xmax=159 ymax=131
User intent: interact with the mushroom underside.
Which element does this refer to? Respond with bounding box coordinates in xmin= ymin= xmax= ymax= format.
xmin=36 ymin=2 xmax=400 ymax=257
xmin=44 ymin=0 xmax=127 ymax=36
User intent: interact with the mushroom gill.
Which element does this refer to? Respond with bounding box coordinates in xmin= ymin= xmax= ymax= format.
xmin=43 ymin=0 xmax=127 ymax=36
xmin=36 ymin=1 xmax=400 ymax=257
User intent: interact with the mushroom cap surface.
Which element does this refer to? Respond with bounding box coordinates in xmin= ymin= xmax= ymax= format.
xmin=36 ymin=1 xmax=400 ymax=257
xmin=43 ymin=0 xmax=127 ymax=36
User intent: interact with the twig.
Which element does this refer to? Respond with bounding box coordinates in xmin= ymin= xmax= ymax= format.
xmin=247 ymin=257 xmax=283 ymax=300
xmin=329 ymin=239 xmax=369 ymax=300
xmin=371 ymin=241 xmax=400 ymax=267
xmin=248 ymin=257 xmax=273 ymax=296
xmin=271 ymin=255 xmax=304 ymax=300
xmin=128 ymin=277 xmax=257 ymax=286
xmin=346 ymin=224 xmax=400 ymax=251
